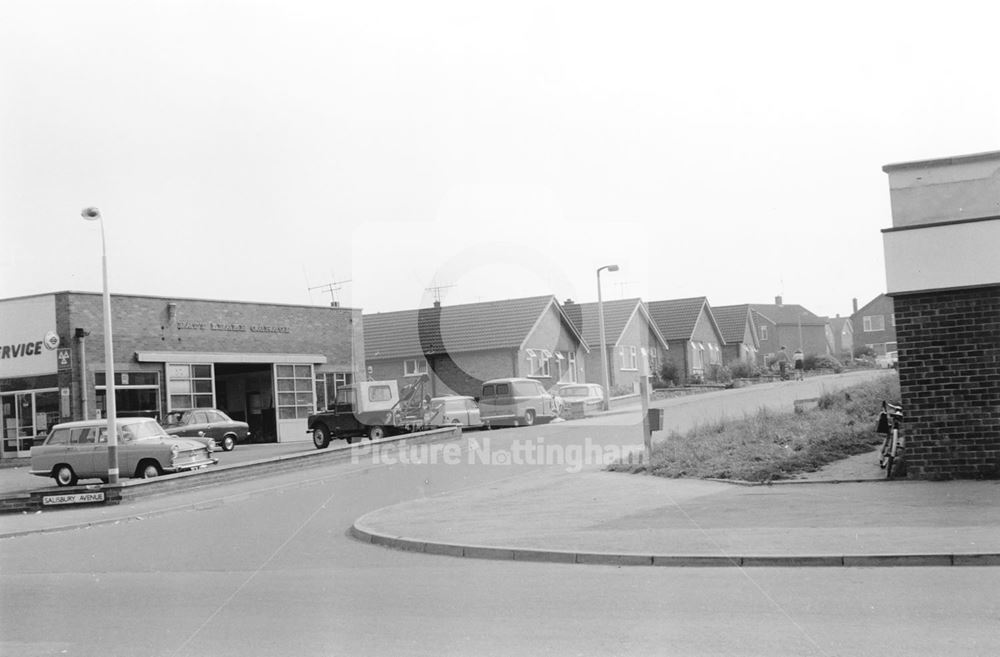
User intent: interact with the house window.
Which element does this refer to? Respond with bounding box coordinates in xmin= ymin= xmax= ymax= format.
xmin=404 ymin=359 xmax=428 ymax=376
xmin=629 ymin=346 xmax=638 ymax=370
xmin=692 ymin=342 xmax=705 ymax=372
xmin=568 ymin=351 xmax=577 ymax=382
xmin=863 ymin=315 xmax=885 ymax=332
xmin=526 ymin=349 xmax=549 ymax=377
xmin=760 ymin=326 xmax=768 ymax=341
xmin=890 ymin=313 xmax=896 ymax=327
xmin=648 ymin=346 xmax=658 ymax=374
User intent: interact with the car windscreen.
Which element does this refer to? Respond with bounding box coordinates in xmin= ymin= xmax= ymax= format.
xmin=560 ymin=387 xmax=589 ymax=397
xmin=123 ymin=421 xmax=167 ymax=440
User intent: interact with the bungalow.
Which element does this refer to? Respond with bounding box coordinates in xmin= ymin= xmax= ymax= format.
xmin=646 ymin=297 xmax=726 ymax=382
xmin=750 ymin=296 xmax=832 ymax=362
xmin=363 ymin=296 xmax=589 ymax=398
xmin=561 ymin=298 xmax=669 ymax=395
xmin=711 ymin=304 xmax=760 ymax=366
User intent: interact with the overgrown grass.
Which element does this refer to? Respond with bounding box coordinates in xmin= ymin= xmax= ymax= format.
xmin=608 ymin=375 xmax=901 ymax=482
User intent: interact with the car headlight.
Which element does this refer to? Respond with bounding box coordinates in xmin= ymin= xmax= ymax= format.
xmin=171 ymin=444 xmax=180 ymax=457
xmin=206 ymin=440 xmax=215 ymax=453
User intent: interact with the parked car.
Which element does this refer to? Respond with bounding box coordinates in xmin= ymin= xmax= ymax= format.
xmin=553 ymin=383 xmax=605 ymax=417
xmin=161 ymin=408 xmax=250 ymax=452
xmin=426 ymin=396 xmax=484 ymax=429
xmin=29 ymin=417 xmax=217 ymax=487
xmin=478 ymin=377 xmax=558 ymax=427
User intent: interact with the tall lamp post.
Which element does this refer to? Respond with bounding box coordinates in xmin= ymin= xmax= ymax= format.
xmin=798 ymin=312 xmax=804 ymax=353
xmin=82 ymin=207 xmax=119 ymax=485
xmin=596 ymin=264 xmax=619 ymax=411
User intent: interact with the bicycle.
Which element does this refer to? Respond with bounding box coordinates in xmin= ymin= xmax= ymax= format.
xmin=876 ymin=400 xmax=904 ymax=478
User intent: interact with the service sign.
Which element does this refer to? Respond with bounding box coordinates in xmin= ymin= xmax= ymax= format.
xmin=42 ymin=491 xmax=106 ymax=506
xmin=0 ymin=295 xmax=58 ymax=378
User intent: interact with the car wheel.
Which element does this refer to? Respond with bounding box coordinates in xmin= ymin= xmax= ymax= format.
xmin=54 ymin=464 xmax=77 ymax=487
xmin=139 ymin=461 xmax=162 ymax=479
xmin=313 ymin=426 xmax=330 ymax=449
xmin=222 ymin=435 xmax=236 ymax=452
xmin=369 ymin=425 xmax=385 ymax=441
xmin=522 ymin=410 xmax=535 ymax=426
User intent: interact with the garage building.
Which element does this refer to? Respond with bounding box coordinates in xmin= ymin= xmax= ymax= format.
xmin=0 ymin=292 xmax=363 ymax=461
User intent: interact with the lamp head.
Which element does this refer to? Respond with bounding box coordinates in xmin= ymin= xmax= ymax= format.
xmin=81 ymin=207 xmax=102 ymax=221
xmin=607 ymin=264 xmax=619 ymax=272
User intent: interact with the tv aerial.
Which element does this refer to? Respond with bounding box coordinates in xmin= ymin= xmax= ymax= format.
xmin=310 ymin=279 xmax=352 ymax=307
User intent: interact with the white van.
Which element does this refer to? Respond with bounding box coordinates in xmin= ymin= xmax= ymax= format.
xmin=478 ymin=377 xmax=557 ymax=427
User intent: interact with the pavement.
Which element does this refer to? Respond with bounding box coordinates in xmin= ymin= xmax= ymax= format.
xmin=4 ymin=374 xmax=1000 ymax=567
xmin=352 ymin=456 xmax=1000 ymax=567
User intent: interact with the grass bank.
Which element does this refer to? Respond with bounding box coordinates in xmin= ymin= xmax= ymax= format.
xmin=608 ymin=375 xmax=901 ymax=482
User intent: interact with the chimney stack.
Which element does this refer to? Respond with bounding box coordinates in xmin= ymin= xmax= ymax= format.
xmin=775 ymin=295 xmax=783 ymax=306
xmin=852 ymin=297 xmax=858 ymax=314
xmin=433 ymin=300 xmax=441 ymax=308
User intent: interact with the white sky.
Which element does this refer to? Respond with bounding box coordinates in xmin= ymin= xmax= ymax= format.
xmin=2 ymin=1 xmax=997 ymax=319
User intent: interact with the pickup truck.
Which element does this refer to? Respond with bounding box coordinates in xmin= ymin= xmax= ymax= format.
xmin=307 ymin=374 xmax=431 ymax=448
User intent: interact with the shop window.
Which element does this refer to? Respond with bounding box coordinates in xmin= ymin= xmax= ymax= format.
xmin=276 ymin=364 xmax=314 ymax=420
xmin=1 ymin=388 xmax=59 ymax=454
xmin=166 ymin=364 xmax=211 ymax=412
xmin=315 ymin=372 xmax=353 ymax=411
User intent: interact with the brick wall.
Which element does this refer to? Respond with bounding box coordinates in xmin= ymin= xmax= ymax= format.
xmin=893 ymin=285 xmax=1000 ymax=479
xmin=60 ymin=292 xmax=363 ymax=419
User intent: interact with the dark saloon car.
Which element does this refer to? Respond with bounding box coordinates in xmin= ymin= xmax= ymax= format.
xmin=162 ymin=409 xmax=250 ymax=452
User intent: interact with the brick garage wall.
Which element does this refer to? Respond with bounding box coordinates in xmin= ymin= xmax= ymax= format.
xmin=894 ymin=285 xmax=1000 ymax=479
xmin=62 ymin=292 xmax=362 ymax=420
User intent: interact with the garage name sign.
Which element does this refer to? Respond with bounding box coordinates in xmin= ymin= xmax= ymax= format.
xmin=177 ymin=321 xmax=291 ymax=334
xmin=0 ymin=295 xmax=58 ymax=378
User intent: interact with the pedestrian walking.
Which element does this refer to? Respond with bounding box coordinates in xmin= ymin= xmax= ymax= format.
xmin=775 ymin=346 xmax=790 ymax=380
xmin=793 ymin=348 xmax=804 ymax=380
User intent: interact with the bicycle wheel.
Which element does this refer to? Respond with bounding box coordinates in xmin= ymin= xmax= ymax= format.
xmin=879 ymin=435 xmax=892 ymax=469
xmin=885 ymin=429 xmax=898 ymax=479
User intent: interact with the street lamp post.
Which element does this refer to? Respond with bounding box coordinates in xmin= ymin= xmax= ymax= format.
xmin=596 ymin=264 xmax=619 ymax=411
xmin=82 ymin=207 xmax=119 ymax=485
xmin=798 ymin=313 xmax=804 ymax=353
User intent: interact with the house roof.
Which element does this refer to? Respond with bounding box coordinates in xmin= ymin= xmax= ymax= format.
xmin=748 ymin=303 xmax=827 ymax=327
xmin=363 ymin=295 xmax=587 ymax=360
xmin=711 ymin=304 xmax=758 ymax=345
xmin=852 ymin=293 xmax=893 ymax=318
xmin=829 ymin=316 xmax=853 ymax=334
xmin=645 ymin=297 xmax=725 ymax=343
xmin=562 ymin=298 xmax=669 ymax=350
